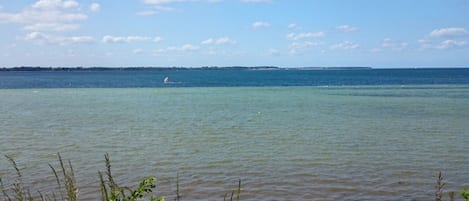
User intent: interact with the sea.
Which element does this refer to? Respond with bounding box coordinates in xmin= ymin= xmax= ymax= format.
xmin=1 ymin=68 xmax=469 ymax=201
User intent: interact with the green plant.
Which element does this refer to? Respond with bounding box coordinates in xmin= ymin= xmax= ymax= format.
xmin=175 ymin=172 xmax=180 ymax=201
xmin=1 ymin=153 xmax=78 ymax=201
xmin=1 ymin=153 xmax=164 ymax=201
xmin=223 ymin=179 xmax=241 ymax=201
xmin=461 ymin=188 xmax=469 ymax=201
xmin=3 ymin=155 xmax=33 ymax=201
xmin=435 ymin=171 xmax=445 ymax=201
xmin=98 ymin=153 xmax=164 ymax=201
xmin=54 ymin=153 xmax=77 ymax=201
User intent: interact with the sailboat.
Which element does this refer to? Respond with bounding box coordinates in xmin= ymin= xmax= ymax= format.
xmin=163 ymin=76 xmax=169 ymax=84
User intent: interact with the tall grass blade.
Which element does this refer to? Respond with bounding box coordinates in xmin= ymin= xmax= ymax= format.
xmin=5 ymin=155 xmax=25 ymax=201
xmin=176 ymin=172 xmax=180 ymax=201
xmin=48 ymin=164 xmax=64 ymax=201
xmin=98 ymin=171 xmax=108 ymax=201
xmin=104 ymin=153 xmax=117 ymax=192
xmin=236 ymin=178 xmax=241 ymax=201
xmin=57 ymin=152 xmax=68 ymax=201
xmin=56 ymin=153 xmax=78 ymax=201
xmin=26 ymin=189 xmax=33 ymax=201
xmin=37 ymin=191 xmax=45 ymax=201
xmin=47 ymin=192 xmax=57 ymax=201
xmin=1 ymin=177 xmax=13 ymax=201
xmin=435 ymin=171 xmax=445 ymax=201
xmin=67 ymin=159 xmax=77 ymax=201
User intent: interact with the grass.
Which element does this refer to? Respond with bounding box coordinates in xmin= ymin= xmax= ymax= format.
xmin=0 ymin=153 xmax=240 ymax=201
xmin=1 ymin=154 xmax=467 ymax=200
xmin=97 ymin=153 xmax=164 ymax=201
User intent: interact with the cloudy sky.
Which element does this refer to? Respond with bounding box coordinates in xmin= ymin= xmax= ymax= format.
xmin=1 ymin=0 xmax=469 ymax=68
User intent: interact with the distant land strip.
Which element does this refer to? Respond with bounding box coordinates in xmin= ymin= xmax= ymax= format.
xmin=0 ymin=66 xmax=373 ymax=71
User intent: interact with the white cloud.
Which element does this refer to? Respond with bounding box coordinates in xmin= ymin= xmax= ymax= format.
xmin=381 ymin=38 xmax=408 ymax=51
xmin=205 ymin=48 xmax=217 ymax=55
xmin=137 ymin=6 xmax=174 ymax=15
xmin=288 ymin=41 xmax=320 ymax=54
xmin=429 ymin=27 xmax=468 ymax=38
xmin=370 ymin=48 xmax=382 ymax=53
xmin=241 ymin=0 xmax=271 ymax=3
xmin=252 ymin=21 xmax=270 ymax=29
xmin=23 ymin=23 xmax=79 ymax=31
xmin=201 ymin=37 xmax=236 ymax=45
xmin=201 ymin=38 xmax=214 ymax=45
xmin=436 ymin=40 xmax=467 ymax=49
xmin=268 ymin=48 xmax=279 ymax=56
xmin=154 ymin=37 xmax=163 ymax=42
xmin=0 ymin=0 xmax=88 ymax=33
xmin=102 ymin=35 xmax=153 ymax=43
xmin=167 ymin=44 xmax=199 ymax=51
xmin=330 ymin=41 xmax=359 ymax=50
xmin=153 ymin=48 xmax=166 ymax=54
xmin=32 ymin=0 xmax=79 ymax=9
xmin=215 ymin=37 xmax=236 ymax=45
xmin=418 ymin=28 xmax=468 ymax=50
xmin=154 ymin=43 xmax=200 ymax=54
xmin=142 ymin=0 xmax=219 ymax=4
xmin=25 ymin=31 xmax=96 ymax=45
xmin=154 ymin=5 xmax=175 ymax=11
xmin=137 ymin=10 xmax=157 ymax=16
xmin=89 ymin=3 xmax=100 ymax=12
xmin=181 ymin=44 xmax=199 ymax=51
xmin=286 ymin=32 xmax=325 ymax=40
xmin=288 ymin=23 xmax=300 ymax=29
xmin=0 ymin=9 xmax=87 ymax=23
xmin=336 ymin=25 xmax=357 ymax=32
xmin=418 ymin=38 xmax=435 ymax=50
xmin=133 ymin=48 xmax=143 ymax=54
xmin=143 ymin=0 xmax=185 ymax=4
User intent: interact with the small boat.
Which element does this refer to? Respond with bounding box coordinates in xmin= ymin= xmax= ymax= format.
xmin=163 ymin=76 xmax=169 ymax=84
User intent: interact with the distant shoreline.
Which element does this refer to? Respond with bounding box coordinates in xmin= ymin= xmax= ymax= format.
xmin=0 ymin=66 xmax=376 ymax=71
xmin=1 ymin=66 xmax=469 ymax=72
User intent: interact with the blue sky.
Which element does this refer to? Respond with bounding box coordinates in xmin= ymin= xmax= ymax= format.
xmin=1 ymin=0 xmax=469 ymax=68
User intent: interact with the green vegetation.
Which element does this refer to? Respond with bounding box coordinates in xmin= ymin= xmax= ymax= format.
xmin=434 ymin=171 xmax=469 ymax=201
xmin=1 ymin=153 xmax=241 ymax=201
xmin=0 ymin=153 xmax=168 ymax=201
xmin=1 ymin=154 xmax=467 ymax=200
xmin=462 ymin=188 xmax=469 ymax=201
xmin=98 ymin=153 xmax=163 ymax=201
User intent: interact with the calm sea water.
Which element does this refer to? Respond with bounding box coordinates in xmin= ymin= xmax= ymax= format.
xmin=1 ymin=69 xmax=469 ymax=201
xmin=1 ymin=68 xmax=469 ymax=88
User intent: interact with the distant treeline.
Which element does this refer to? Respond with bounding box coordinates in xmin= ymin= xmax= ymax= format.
xmin=0 ymin=66 xmax=279 ymax=71
xmin=0 ymin=66 xmax=373 ymax=71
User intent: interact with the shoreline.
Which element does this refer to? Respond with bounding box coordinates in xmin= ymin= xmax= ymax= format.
xmin=2 ymin=66 xmax=469 ymax=72
xmin=0 ymin=66 xmax=378 ymax=72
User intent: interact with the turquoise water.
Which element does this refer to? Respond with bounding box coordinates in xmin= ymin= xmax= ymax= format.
xmin=1 ymin=85 xmax=469 ymax=200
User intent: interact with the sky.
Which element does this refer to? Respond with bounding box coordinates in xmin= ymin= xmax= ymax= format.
xmin=0 ymin=0 xmax=469 ymax=68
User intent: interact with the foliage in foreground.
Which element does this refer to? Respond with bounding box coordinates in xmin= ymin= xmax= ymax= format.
xmin=461 ymin=188 xmax=469 ymax=201
xmin=435 ymin=171 xmax=469 ymax=201
xmin=0 ymin=153 xmax=165 ymax=201
xmin=2 ymin=153 xmax=467 ymax=201
xmin=98 ymin=153 xmax=164 ymax=201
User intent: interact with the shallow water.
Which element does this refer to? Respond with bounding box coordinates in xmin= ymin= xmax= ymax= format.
xmin=1 ymin=85 xmax=469 ymax=201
